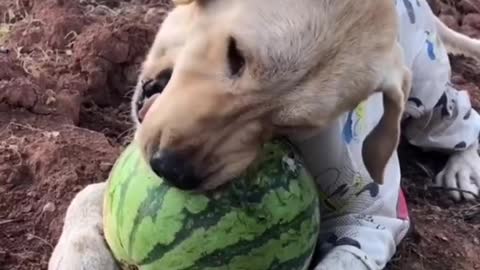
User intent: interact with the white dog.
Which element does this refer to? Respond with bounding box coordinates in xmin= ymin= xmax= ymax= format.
xmin=48 ymin=0 xmax=480 ymax=269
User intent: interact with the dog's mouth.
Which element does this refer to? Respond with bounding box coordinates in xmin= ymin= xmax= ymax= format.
xmin=136 ymin=93 xmax=161 ymax=123
xmin=136 ymin=69 xmax=173 ymax=123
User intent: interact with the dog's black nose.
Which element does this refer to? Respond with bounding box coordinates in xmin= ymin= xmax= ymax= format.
xmin=149 ymin=150 xmax=200 ymax=190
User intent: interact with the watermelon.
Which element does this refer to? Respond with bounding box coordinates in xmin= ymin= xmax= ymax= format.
xmin=103 ymin=140 xmax=320 ymax=270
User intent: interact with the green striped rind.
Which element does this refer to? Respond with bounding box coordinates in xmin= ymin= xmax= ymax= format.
xmin=103 ymin=141 xmax=320 ymax=270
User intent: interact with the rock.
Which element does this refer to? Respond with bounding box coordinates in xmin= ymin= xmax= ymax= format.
xmin=42 ymin=202 xmax=56 ymax=213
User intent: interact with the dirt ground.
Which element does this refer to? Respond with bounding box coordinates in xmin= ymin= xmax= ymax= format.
xmin=0 ymin=0 xmax=479 ymax=269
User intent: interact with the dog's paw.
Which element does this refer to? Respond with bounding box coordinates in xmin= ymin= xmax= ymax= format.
xmin=48 ymin=226 xmax=119 ymax=270
xmin=49 ymin=182 xmax=119 ymax=270
xmin=435 ymin=142 xmax=480 ymax=201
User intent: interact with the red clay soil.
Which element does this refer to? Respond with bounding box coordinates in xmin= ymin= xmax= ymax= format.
xmin=0 ymin=0 xmax=479 ymax=270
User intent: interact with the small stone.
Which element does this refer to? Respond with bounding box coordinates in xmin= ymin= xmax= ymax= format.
xmin=45 ymin=89 xmax=57 ymax=105
xmin=436 ymin=233 xmax=449 ymax=242
xmin=100 ymin=162 xmax=112 ymax=172
xmin=474 ymin=237 xmax=479 ymax=245
xmin=42 ymin=202 xmax=56 ymax=213
xmin=23 ymin=204 xmax=33 ymax=213
xmin=430 ymin=205 xmax=442 ymax=213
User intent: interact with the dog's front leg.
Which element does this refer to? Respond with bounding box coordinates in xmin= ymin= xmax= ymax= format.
xmin=48 ymin=182 xmax=119 ymax=270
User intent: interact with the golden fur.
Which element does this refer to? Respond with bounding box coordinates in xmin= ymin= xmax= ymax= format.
xmin=134 ymin=0 xmax=411 ymax=190
xmin=49 ymin=1 xmax=480 ymax=269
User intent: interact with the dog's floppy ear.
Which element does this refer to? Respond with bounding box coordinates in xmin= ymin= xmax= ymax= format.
xmin=362 ymin=66 xmax=411 ymax=185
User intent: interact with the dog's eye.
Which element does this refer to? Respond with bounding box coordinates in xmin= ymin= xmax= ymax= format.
xmin=142 ymin=68 xmax=173 ymax=98
xmin=227 ymin=37 xmax=245 ymax=77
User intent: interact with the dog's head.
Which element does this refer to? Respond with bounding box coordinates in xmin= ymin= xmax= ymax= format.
xmin=132 ymin=0 xmax=403 ymax=191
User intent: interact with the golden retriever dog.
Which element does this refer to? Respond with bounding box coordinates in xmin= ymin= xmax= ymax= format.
xmin=48 ymin=0 xmax=480 ymax=269
xmin=133 ymin=0 xmax=411 ymax=191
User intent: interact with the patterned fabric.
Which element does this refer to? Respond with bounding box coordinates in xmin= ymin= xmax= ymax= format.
xmin=293 ymin=0 xmax=480 ymax=269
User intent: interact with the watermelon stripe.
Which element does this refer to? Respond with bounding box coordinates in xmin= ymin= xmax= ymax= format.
xmin=106 ymin=147 xmax=135 ymax=215
xmin=139 ymin=199 xmax=228 ymax=264
xmin=229 ymin=177 xmax=292 ymax=206
xmin=184 ymin=202 xmax=318 ymax=269
xmin=274 ymin=248 xmax=315 ymax=270
xmin=140 ymin=184 xmax=317 ymax=269
xmin=103 ymin=144 xmax=139 ymax=261
xmin=114 ymin=149 xmax=141 ymax=228
xmin=139 ymin=175 xmax=313 ymax=266
xmin=114 ymin=159 xmax=140 ymax=251
xmin=128 ymin=184 xmax=171 ymax=256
